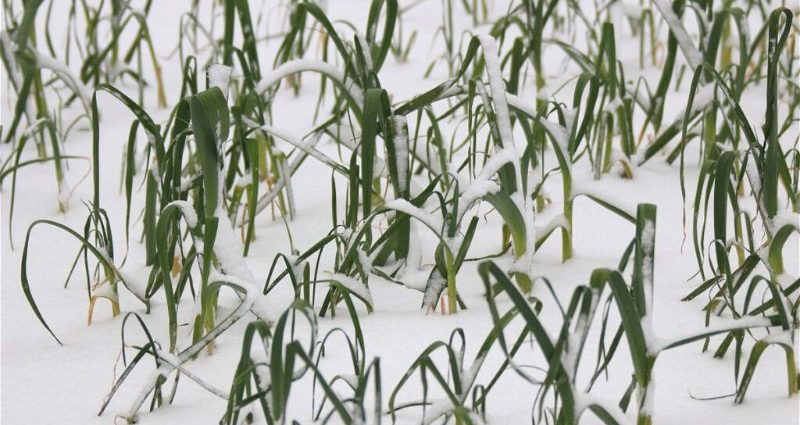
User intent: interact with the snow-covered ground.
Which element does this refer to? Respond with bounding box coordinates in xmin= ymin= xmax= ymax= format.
xmin=1 ymin=1 xmax=798 ymax=424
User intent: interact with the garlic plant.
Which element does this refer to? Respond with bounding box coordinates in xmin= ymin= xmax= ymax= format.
xmin=2 ymin=0 xmax=797 ymax=424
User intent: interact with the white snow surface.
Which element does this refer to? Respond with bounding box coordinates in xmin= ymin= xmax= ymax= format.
xmin=1 ymin=1 xmax=797 ymax=425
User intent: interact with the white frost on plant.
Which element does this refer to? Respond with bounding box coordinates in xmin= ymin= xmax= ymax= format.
xmin=571 ymin=180 xmax=638 ymax=219
xmin=536 ymin=85 xmax=550 ymax=101
xmin=689 ymin=84 xmax=716 ymax=115
xmin=201 ymin=126 xmax=277 ymax=324
xmin=410 ymin=135 xmax=444 ymax=175
xmin=648 ymin=315 xmax=776 ymax=354
xmin=641 ymin=220 xmax=656 ymax=307
xmin=384 ymin=199 xmax=443 ymax=236
xmin=355 ymin=32 xmax=374 ymax=70
xmin=254 ymin=364 xmax=271 ymax=392
xmin=357 ymin=247 xmax=373 ymax=278
xmin=279 ymin=158 xmax=296 ymax=218
xmin=638 ymin=219 xmax=657 ymax=361
xmin=507 ymin=191 xmax=537 ymax=275
xmin=167 ymin=200 xmax=198 ymax=228
xmin=535 ymin=214 xmax=570 ymax=240
xmin=770 ymin=211 xmax=800 ymax=232
xmin=477 ymin=35 xmax=516 ymax=151
xmin=213 ymin=207 xmax=256 ymax=283
xmin=150 ymin=350 xmax=229 ymax=400
xmin=57 ymin=178 xmax=72 ymax=209
xmin=625 ymin=80 xmax=653 ymax=111
xmin=459 ymin=179 xmax=501 ymax=211
xmin=403 ymin=219 xmax=424 ymax=272
xmin=27 ymin=45 xmax=93 ymax=113
xmin=618 ymin=0 xmax=648 ymax=19
xmin=148 ymin=163 xmax=163 ymax=186
xmin=286 ymin=254 xmax=308 ymax=283
xmin=126 ymin=271 xmax=257 ymax=418
xmin=339 ymin=373 xmax=360 ymax=389
xmin=257 ymin=122 xmax=385 ymax=181
xmin=604 ymin=97 xmax=624 ymax=114
xmin=652 ymin=0 xmax=704 ymax=70
xmin=744 ymin=155 xmax=763 ymax=198
xmin=455 ymin=147 xmax=516 ymax=217
xmin=390 ymin=115 xmax=409 ymax=192
xmin=207 ymin=64 xmax=233 ymax=99
xmin=234 ymin=171 xmax=253 ymax=188
xmin=761 ymin=330 xmax=795 ymax=346
xmin=91 ymin=280 xmax=118 ymax=301
xmin=255 ymin=59 xmax=364 ymax=105
xmin=561 ymin=287 xmax=600 ymax=381
xmin=422 ymin=398 xmax=457 ymax=425
xmin=324 ymin=272 xmax=373 ymax=305
xmin=1 ymin=31 xmax=37 ymax=128
xmin=506 ymin=93 xmax=570 ymax=151
xmin=115 ymin=266 xmax=151 ymax=305
xmin=562 ymin=107 xmax=578 ymax=135
xmin=476 ymin=35 xmax=538 ymax=274
xmin=638 ymin=377 xmax=656 ymax=416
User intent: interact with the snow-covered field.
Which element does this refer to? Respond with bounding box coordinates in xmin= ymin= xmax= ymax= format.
xmin=1 ymin=0 xmax=798 ymax=424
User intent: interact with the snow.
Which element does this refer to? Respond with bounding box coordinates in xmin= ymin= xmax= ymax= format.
xmin=477 ymin=35 xmax=517 ymax=151
xmin=617 ymin=0 xmax=648 ymax=20
xmin=115 ymin=266 xmax=150 ymax=304
xmin=233 ymin=171 xmax=253 ymax=188
xmin=604 ymin=97 xmax=624 ymax=114
xmin=535 ymin=214 xmax=570 ymax=240
xmin=57 ymin=178 xmax=73 ymax=209
xmin=90 ymin=280 xmax=118 ymax=301
xmin=689 ymin=84 xmax=717 ymax=114
xmin=770 ymin=211 xmax=800 ymax=232
xmin=1 ymin=1 xmax=797 ymax=425
xmin=355 ymin=32 xmax=374 ymax=71
xmin=254 ymin=364 xmax=271 ymax=392
xmin=571 ymin=179 xmax=639 ymax=218
xmin=650 ymin=316 xmax=778 ymax=354
xmin=652 ymin=0 xmax=704 ymax=70
xmin=324 ymin=272 xmax=373 ymax=306
xmin=167 ymin=200 xmax=198 ymax=229
xmin=124 ymin=270 xmax=258 ymax=420
xmin=383 ymin=198 xmax=443 ymax=236
xmin=1 ymin=31 xmax=37 ymax=128
xmin=27 ymin=45 xmax=93 ymax=113
xmin=207 ymin=64 xmax=232 ymax=98
xmin=641 ymin=220 xmax=656 ymax=309
xmin=255 ymin=59 xmax=365 ymax=105
xmin=211 ymin=208 xmax=266 ymax=309
xmin=390 ymin=115 xmax=409 ymax=192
